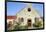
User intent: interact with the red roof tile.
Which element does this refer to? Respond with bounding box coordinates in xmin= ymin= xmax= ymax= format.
xmin=7 ymin=16 xmax=17 ymax=19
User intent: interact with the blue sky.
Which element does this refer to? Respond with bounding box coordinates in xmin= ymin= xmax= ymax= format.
xmin=7 ymin=2 xmax=43 ymax=16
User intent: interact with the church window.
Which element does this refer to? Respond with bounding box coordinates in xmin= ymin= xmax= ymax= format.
xmin=28 ymin=8 xmax=31 ymax=12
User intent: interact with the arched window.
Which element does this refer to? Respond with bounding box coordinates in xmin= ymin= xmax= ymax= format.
xmin=8 ymin=21 xmax=12 ymax=28
xmin=28 ymin=8 xmax=31 ymax=12
xmin=35 ymin=17 xmax=39 ymax=22
xmin=18 ymin=17 xmax=24 ymax=22
xmin=21 ymin=18 xmax=24 ymax=22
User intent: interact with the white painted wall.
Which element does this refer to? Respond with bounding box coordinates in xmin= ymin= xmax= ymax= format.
xmin=7 ymin=19 xmax=14 ymax=24
xmin=16 ymin=4 xmax=40 ymax=26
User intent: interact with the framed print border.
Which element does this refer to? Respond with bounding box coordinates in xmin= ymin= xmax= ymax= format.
xmin=5 ymin=1 xmax=45 ymax=31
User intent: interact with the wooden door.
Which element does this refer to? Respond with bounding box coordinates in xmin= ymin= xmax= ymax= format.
xmin=27 ymin=19 xmax=32 ymax=27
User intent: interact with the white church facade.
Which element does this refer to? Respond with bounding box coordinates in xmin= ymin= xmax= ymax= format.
xmin=7 ymin=4 xmax=43 ymax=30
xmin=15 ymin=4 xmax=43 ymax=29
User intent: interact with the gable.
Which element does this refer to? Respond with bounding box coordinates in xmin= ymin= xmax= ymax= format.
xmin=16 ymin=4 xmax=40 ymax=18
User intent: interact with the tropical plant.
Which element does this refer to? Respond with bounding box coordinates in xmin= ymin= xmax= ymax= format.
xmin=33 ymin=21 xmax=42 ymax=27
xmin=13 ymin=21 xmax=28 ymax=30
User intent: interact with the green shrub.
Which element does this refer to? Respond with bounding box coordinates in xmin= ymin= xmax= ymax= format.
xmin=33 ymin=21 xmax=42 ymax=27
